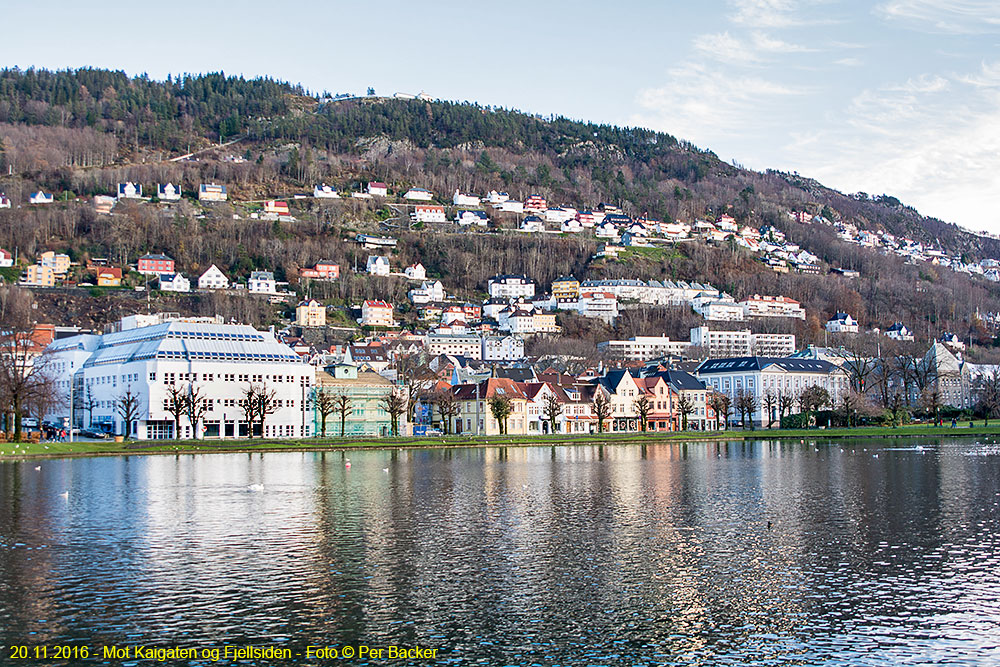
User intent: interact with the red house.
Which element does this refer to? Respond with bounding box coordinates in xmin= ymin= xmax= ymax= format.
xmin=524 ymin=194 xmax=547 ymax=214
xmin=137 ymin=253 xmax=175 ymax=276
xmin=300 ymin=261 xmax=340 ymax=280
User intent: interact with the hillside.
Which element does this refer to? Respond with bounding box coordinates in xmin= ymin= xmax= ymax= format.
xmin=1 ymin=67 xmax=1000 ymax=352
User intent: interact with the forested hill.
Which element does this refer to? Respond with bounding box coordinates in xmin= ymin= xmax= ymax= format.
xmin=0 ymin=67 xmax=993 ymax=260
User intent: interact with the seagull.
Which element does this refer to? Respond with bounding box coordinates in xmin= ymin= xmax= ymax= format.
xmin=59 ymin=491 xmax=69 ymax=499
xmin=34 ymin=466 xmax=41 ymax=471
xmin=382 ymin=467 xmax=389 ymax=473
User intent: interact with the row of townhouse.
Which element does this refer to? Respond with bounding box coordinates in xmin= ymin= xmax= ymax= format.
xmin=420 ymin=367 xmax=716 ymax=436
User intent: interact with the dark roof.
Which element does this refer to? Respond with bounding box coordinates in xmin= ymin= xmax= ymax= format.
xmin=140 ymin=253 xmax=173 ymax=261
xmin=697 ymin=357 xmax=837 ymax=374
xmin=648 ymin=369 xmax=705 ymax=391
xmin=493 ymin=366 xmax=536 ymax=383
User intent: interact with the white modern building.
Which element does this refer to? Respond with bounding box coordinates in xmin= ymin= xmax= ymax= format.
xmin=46 ymin=314 xmax=313 ymax=439
xmin=453 ymin=190 xmax=480 ymax=207
xmin=690 ymin=327 xmax=796 ymax=358
xmin=598 ymin=335 xmax=691 ymax=361
xmin=739 ymin=295 xmax=806 ymax=320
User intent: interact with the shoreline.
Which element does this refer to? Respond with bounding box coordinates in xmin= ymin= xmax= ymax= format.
xmin=1 ymin=425 xmax=998 ymax=462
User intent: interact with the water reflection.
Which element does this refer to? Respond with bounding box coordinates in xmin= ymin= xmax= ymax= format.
xmin=1 ymin=439 xmax=999 ymax=665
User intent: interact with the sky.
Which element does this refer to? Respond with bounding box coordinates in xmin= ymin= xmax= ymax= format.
xmin=3 ymin=0 xmax=1000 ymax=232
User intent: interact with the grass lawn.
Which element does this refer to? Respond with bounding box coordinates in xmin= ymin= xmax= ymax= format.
xmin=2 ymin=423 xmax=999 ymax=461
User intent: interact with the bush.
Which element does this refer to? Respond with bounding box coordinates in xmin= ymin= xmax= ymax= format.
xmin=781 ymin=413 xmax=809 ymax=429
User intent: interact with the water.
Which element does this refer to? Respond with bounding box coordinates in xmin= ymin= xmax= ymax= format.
xmin=2 ymin=438 xmax=999 ymax=665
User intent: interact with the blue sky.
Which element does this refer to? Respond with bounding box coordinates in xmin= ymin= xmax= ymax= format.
xmin=3 ymin=0 xmax=1000 ymax=232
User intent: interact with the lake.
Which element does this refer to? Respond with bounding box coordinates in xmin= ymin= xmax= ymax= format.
xmin=1 ymin=438 xmax=999 ymax=665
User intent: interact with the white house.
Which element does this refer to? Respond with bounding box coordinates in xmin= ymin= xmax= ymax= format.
xmin=29 ymin=191 xmax=54 ymax=205
xmin=45 ymin=314 xmax=313 ymax=439
xmin=413 ymin=204 xmax=446 ymax=223
xmin=486 ymin=191 xmax=509 ymax=204
xmin=482 ymin=334 xmax=525 ymax=361
xmin=248 ymin=270 xmax=278 ymax=294
xmin=499 ymin=200 xmax=524 ymax=213
xmin=404 ymin=187 xmax=434 ymax=201
xmin=198 ymin=183 xmax=227 ymax=201
xmin=520 ymin=215 xmax=545 ymax=232
xmin=366 ymin=256 xmax=391 ymax=276
xmin=544 ymin=207 xmax=575 ymax=224
xmin=313 ymin=183 xmax=340 ymax=199
xmin=0 ymin=248 xmax=13 ymax=267
xmin=408 ymin=280 xmax=445 ymax=304
xmin=826 ymin=313 xmax=859 ymax=334
xmin=198 ymin=265 xmax=230 ymax=290
xmin=453 ymin=190 xmax=480 ymax=207
xmin=404 ymin=263 xmax=427 ymax=280
xmin=0 ymin=193 xmax=11 ymax=209
xmin=157 ymin=183 xmax=182 ymax=201
xmin=158 ymin=273 xmax=191 ymax=293
xmin=885 ymin=322 xmax=914 ymax=341
xmin=117 ymin=182 xmax=143 ymax=199
xmin=561 ymin=218 xmax=585 ymax=233
xmin=367 ymin=181 xmax=388 ymax=197
xmin=488 ymin=274 xmax=536 ymax=300
xmin=360 ymin=300 xmax=395 ymax=327
xmin=456 ymin=210 xmax=489 ymax=226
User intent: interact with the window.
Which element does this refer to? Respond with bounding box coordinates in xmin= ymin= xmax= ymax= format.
xmin=149 ymin=372 xmax=157 ymax=382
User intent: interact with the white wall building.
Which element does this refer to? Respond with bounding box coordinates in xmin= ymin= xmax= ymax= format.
xmin=199 ymin=265 xmax=230 ymax=290
xmin=598 ymin=335 xmax=691 ymax=361
xmin=488 ymin=274 xmax=536 ymax=300
xmin=367 ymin=256 xmax=391 ymax=276
xmin=46 ymin=315 xmax=313 ymax=439
xmin=690 ymin=327 xmax=796 ymax=357
xmin=482 ymin=335 xmax=525 ymax=361
xmin=158 ymin=273 xmax=190 ymax=293
xmin=453 ymin=190 xmax=481 ymax=207
xmin=248 ymin=271 xmax=278 ymax=294
xmin=697 ymin=357 xmax=848 ymax=427
xmin=826 ymin=313 xmax=859 ymax=334
xmin=739 ymin=295 xmax=806 ymax=320
xmin=313 ymin=183 xmax=340 ymax=198
xmin=427 ymin=333 xmax=482 ymax=359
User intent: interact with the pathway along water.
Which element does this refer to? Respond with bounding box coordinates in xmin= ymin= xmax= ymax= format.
xmin=1 ymin=437 xmax=998 ymax=665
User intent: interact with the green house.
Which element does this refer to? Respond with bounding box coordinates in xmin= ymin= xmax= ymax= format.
xmin=314 ymin=363 xmax=393 ymax=437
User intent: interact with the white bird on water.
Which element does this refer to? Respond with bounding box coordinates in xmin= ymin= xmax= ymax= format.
xmin=382 ymin=467 xmax=389 ymax=473
xmin=34 ymin=466 xmax=41 ymax=471
xmin=59 ymin=491 xmax=69 ymax=499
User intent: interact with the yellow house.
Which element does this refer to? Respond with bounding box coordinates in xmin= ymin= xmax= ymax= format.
xmin=533 ymin=312 xmax=561 ymax=333
xmin=551 ymin=276 xmax=580 ymax=300
xmin=39 ymin=250 xmax=71 ymax=275
xmin=451 ymin=378 xmax=529 ymax=435
xmin=296 ymin=299 xmax=326 ymax=327
xmin=23 ymin=264 xmax=56 ymax=287
xmin=96 ymin=267 xmax=122 ymax=287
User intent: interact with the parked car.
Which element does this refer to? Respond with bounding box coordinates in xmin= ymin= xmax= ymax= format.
xmin=425 ymin=428 xmax=442 ymax=436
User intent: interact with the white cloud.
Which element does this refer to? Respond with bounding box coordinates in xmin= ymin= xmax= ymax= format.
xmin=729 ymin=0 xmax=803 ymax=27
xmin=796 ymin=70 xmax=1000 ymax=231
xmin=877 ymin=0 xmax=1000 ymax=34
xmin=751 ymin=32 xmax=817 ymax=53
xmin=833 ymin=57 xmax=863 ymax=66
xmin=633 ymin=63 xmax=808 ymax=145
xmin=694 ymin=32 xmax=762 ymax=64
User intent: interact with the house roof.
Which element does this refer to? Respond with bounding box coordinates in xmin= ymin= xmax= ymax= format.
xmin=698 ymin=357 xmax=838 ymax=374
xmin=140 ymin=253 xmax=173 ymax=261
